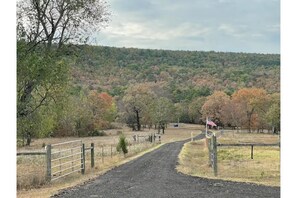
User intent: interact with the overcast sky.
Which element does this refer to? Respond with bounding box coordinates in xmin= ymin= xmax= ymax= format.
xmin=95 ymin=0 xmax=280 ymax=54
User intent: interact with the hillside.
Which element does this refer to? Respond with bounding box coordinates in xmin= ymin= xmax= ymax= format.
xmin=70 ymin=45 xmax=280 ymax=102
xmin=17 ymin=42 xmax=280 ymax=141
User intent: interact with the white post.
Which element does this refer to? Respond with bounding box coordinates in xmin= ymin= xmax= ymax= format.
xmin=205 ymin=117 xmax=208 ymax=136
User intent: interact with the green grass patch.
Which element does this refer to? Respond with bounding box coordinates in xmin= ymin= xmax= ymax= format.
xmin=177 ymin=132 xmax=280 ymax=187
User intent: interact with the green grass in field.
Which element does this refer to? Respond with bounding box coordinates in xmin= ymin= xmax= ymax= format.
xmin=177 ymin=132 xmax=280 ymax=187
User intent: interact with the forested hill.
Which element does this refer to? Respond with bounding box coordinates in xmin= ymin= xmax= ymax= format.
xmin=70 ymin=45 xmax=280 ymax=102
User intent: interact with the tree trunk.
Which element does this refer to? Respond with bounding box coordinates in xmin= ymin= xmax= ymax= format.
xmin=25 ymin=132 xmax=32 ymax=146
xmin=18 ymin=81 xmax=35 ymax=117
xmin=135 ymin=110 xmax=141 ymax=131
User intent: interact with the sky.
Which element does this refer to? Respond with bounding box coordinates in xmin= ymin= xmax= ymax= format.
xmin=95 ymin=0 xmax=280 ymax=54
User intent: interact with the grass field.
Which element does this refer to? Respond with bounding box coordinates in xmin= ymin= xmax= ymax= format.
xmin=17 ymin=123 xmax=204 ymax=197
xmin=177 ymin=131 xmax=280 ymax=187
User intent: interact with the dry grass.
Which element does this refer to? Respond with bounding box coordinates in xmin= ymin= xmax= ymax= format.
xmin=17 ymin=143 xmax=164 ymax=198
xmin=177 ymin=131 xmax=280 ymax=187
xmin=17 ymin=123 xmax=204 ymax=197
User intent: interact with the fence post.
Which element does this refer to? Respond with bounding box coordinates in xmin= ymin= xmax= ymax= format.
xmin=91 ymin=143 xmax=94 ymax=169
xmin=207 ymin=138 xmax=211 ymax=166
xmin=212 ymin=135 xmax=218 ymax=177
xmin=46 ymin=144 xmax=52 ymax=182
xmin=251 ymin=145 xmax=254 ymax=159
xmin=81 ymin=143 xmax=85 ymax=174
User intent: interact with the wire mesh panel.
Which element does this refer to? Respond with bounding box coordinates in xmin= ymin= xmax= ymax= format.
xmin=50 ymin=140 xmax=83 ymax=181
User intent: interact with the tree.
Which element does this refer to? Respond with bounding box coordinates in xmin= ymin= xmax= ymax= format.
xmin=88 ymin=91 xmax=117 ymax=130
xmin=266 ymin=93 xmax=280 ymax=133
xmin=231 ymin=88 xmax=269 ymax=132
xmin=53 ymin=90 xmax=93 ymax=137
xmin=201 ymin=91 xmax=230 ymax=126
xmin=17 ymin=0 xmax=110 ymax=144
xmin=122 ymin=83 xmax=155 ymax=131
xmin=174 ymin=101 xmax=191 ymax=124
xmin=17 ymin=41 xmax=69 ymax=144
xmin=221 ymin=100 xmax=245 ymax=131
xmin=188 ymin=96 xmax=206 ymax=123
xmin=149 ymin=97 xmax=174 ymax=134
xmin=17 ymin=0 xmax=110 ymax=49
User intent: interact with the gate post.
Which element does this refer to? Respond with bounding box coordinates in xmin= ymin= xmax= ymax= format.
xmin=81 ymin=143 xmax=85 ymax=174
xmin=91 ymin=143 xmax=94 ymax=169
xmin=207 ymin=138 xmax=212 ymax=166
xmin=251 ymin=145 xmax=254 ymax=159
xmin=46 ymin=144 xmax=51 ymax=181
xmin=212 ymin=135 xmax=218 ymax=177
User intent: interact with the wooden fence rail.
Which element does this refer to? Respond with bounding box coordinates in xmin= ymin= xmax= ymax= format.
xmin=217 ymin=143 xmax=280 ymax=147
xmin=217 ymin=143 xmax=280 ymax=159
xmin=17 ymin=152 xmax=46 ymax=156
xmin=205 ymin=130 xmax=280 ymax=176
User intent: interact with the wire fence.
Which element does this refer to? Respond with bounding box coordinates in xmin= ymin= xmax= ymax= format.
xmin=17 ymin=134 xmax=158 ymax=189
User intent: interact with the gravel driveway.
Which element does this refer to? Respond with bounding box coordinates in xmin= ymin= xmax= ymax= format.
xmin=52 ymin=133 xmax=280 ymax=198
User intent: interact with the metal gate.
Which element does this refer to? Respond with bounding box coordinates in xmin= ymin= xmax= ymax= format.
xmin=46 ymin=140 xmax=85 ymax=181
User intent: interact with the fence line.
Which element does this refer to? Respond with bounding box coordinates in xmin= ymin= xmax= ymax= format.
xmin=217 ymin=143 xmax=280 ymax=159
xmin=17 ymin=133 xmax=161 ymax=188
xmin=205 ymin=131 xmax=280 ymax=177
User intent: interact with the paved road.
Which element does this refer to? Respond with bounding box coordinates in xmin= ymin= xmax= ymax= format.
xmin=52 ymin=133 xmax=280 ymax=198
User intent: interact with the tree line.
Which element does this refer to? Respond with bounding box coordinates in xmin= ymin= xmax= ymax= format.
xmin=116 ymin=84 xmax=280 ymax=134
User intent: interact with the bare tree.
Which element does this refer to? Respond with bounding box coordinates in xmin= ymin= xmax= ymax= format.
xmin=17 ymin=0 xmax=110 ymax=50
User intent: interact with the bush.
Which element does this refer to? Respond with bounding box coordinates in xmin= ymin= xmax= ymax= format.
xmin=88 ymin=130 xmax=107 ymax=136
xmin=116 ymin=134 xmax=128 ymax=154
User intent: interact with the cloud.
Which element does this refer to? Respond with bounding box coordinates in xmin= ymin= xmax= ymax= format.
xmin=96 ymin=0 xmax=280 ymax=53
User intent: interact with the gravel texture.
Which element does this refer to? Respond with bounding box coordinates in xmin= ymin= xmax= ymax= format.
xmin=52 ymin=133 xmax=280 ymax=198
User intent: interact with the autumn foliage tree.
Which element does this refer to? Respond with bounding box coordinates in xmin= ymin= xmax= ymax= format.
xmin=88 ymin=91 xmax=116 ymax=132
xmin=201 ymin=91 xmax=230 ymax=126
xmin=122 ymin=83 xmax=155 ymax=131
xmin=231 ymin=88 xmax=270 ymax=132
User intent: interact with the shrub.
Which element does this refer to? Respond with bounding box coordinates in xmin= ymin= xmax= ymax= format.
xmin=116 ymin=134 xmax=128 ymax=154
xmin=88 ymin=130 xmax=107 ymax=136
